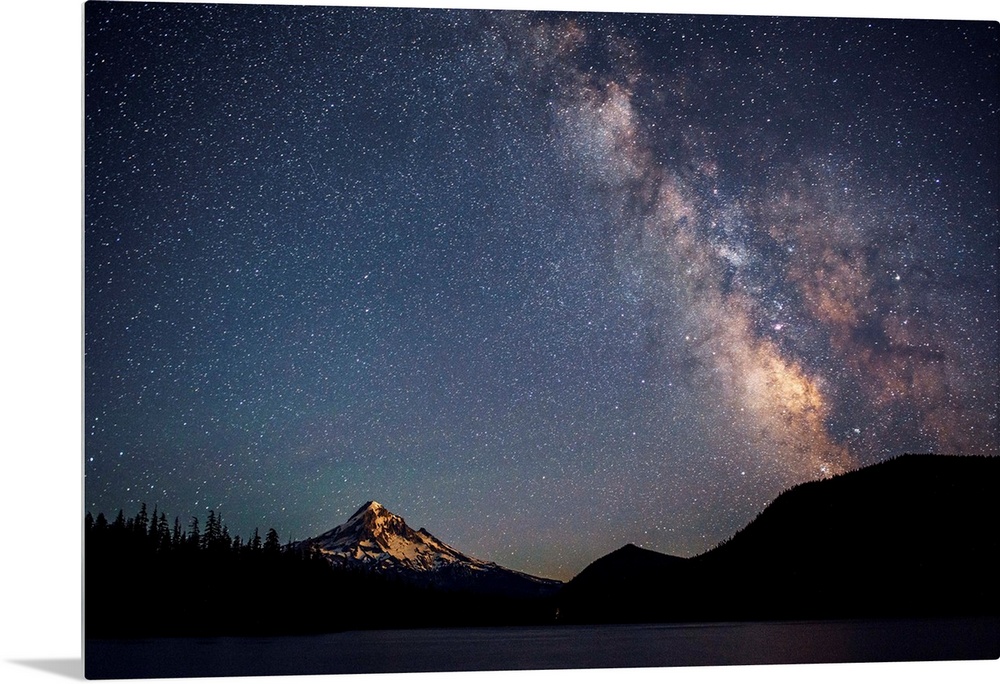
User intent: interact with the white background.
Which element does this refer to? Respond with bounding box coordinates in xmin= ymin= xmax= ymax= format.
xmin=1 ymin=1 xmax=996 ymax=682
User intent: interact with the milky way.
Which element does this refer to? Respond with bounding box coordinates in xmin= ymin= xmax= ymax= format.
xmin=85 ymin=2 xmax=998 ymax=579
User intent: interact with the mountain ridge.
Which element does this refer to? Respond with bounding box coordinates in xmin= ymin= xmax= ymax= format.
xmin=558 ymin=453 xmax=999 ymax=623
xmin=84 ymin=453 xmax=997 ymax=639
xmin=299 ymin=499 xmax=562 ymax=598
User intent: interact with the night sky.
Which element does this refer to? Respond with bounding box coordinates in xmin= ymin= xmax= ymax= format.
xmin=85 ymin=1 xmax=998 ymax=580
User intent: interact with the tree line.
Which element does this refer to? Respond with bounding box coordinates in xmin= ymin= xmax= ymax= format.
xmin=86 ymin=502 xmax=557 ymax=638
xmin=85 ymin=502 xmax=356 ymax=637
xmin=86 ymin=504 xmax=284 ymax=559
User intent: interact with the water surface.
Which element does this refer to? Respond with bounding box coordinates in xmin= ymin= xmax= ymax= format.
xmin=85 ymin=617 xmax=999 ymax=679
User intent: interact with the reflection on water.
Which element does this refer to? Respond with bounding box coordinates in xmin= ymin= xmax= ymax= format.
xmin=85 ymin=617 xmax=999 ymax=680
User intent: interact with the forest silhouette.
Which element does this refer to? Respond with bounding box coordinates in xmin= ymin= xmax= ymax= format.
xmin=86 ymin=453 xmax=997 ymax=637
xmin=85 ymin=506 xmax=556 ymax=638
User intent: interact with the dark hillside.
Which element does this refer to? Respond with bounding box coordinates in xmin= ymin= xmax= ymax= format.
xmin=557 ymin=544 xmax=692 ymax=623
xmin=559 ymin=454 xmax=999 ymax=623
xmin=696 ymin=454 xmax=999 ymax=619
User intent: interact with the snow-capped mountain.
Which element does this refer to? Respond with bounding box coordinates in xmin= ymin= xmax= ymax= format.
xmin=300 ymin=501 xmax=561 ymax=596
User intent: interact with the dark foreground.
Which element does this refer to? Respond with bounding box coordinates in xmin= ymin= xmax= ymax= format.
xmin=85 ymin=616 xmax=999 ymax=679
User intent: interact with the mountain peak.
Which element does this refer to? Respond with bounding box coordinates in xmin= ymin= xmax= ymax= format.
xmin=350 ymin=500 xmax=388 ymax=520
xmin=300 ymin=502 xmax=561 ymax=595
xmin=306 ymin=501 xmax=478 ymax=573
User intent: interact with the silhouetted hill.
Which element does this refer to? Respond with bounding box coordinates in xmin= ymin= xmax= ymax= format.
xmin=557 ymin=544 xmax=690 ymax=623
xmin=559 ymin=454 xmax=999 ymax=623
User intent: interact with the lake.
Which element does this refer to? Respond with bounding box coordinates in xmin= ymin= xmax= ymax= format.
xmin=85 ymin=617 xmax=999 ymax=679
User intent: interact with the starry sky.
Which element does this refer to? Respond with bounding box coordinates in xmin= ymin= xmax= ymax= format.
xmin=84 ymin=1 xmax=998 ymax=581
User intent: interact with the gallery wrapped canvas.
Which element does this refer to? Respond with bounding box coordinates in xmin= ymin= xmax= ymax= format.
xmin=83 ymin=0 xmax=998 ymax=680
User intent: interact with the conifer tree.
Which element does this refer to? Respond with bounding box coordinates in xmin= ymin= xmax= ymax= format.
xmin=157 ymin=513 xmax=171 ymax=552
xmin=135 ymin=503 xmax=149 ymax=536
xmin=263 ymin=527 xmax=281 ymax=554
xmin=205 ymin=511 xmax=213 ymax=546
xmin=148 ymin=505 xmax=160 ymax=546
xmin=188 ymin=516 xmax=201 ymax=550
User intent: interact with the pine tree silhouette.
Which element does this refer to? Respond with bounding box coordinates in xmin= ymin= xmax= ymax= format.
xmin=263 ymin=528 xmax=281 ymax=554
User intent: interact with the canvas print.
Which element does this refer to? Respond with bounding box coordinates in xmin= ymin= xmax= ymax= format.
xmin=84 ymin=1 xmax=999 ymax=679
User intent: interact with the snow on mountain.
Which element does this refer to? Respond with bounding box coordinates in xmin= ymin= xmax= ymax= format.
xmin=299 ymin=501 xmax=561 ymax=595
xmin=305 ymin=500 xmax=487 ymax=572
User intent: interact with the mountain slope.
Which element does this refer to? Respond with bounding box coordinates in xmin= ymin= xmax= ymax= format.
xmin=557 ymin=543 xmax=692 ymax=623
xmin=696 ymin=453 xmax=999 ymax=619
xmin=559 ymin=454 xmax=999 ymax=623
xmin=305 ymin=501 xmax=483 ymax=572
xmin=301 ymin=501 xmax=561 ymax=598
